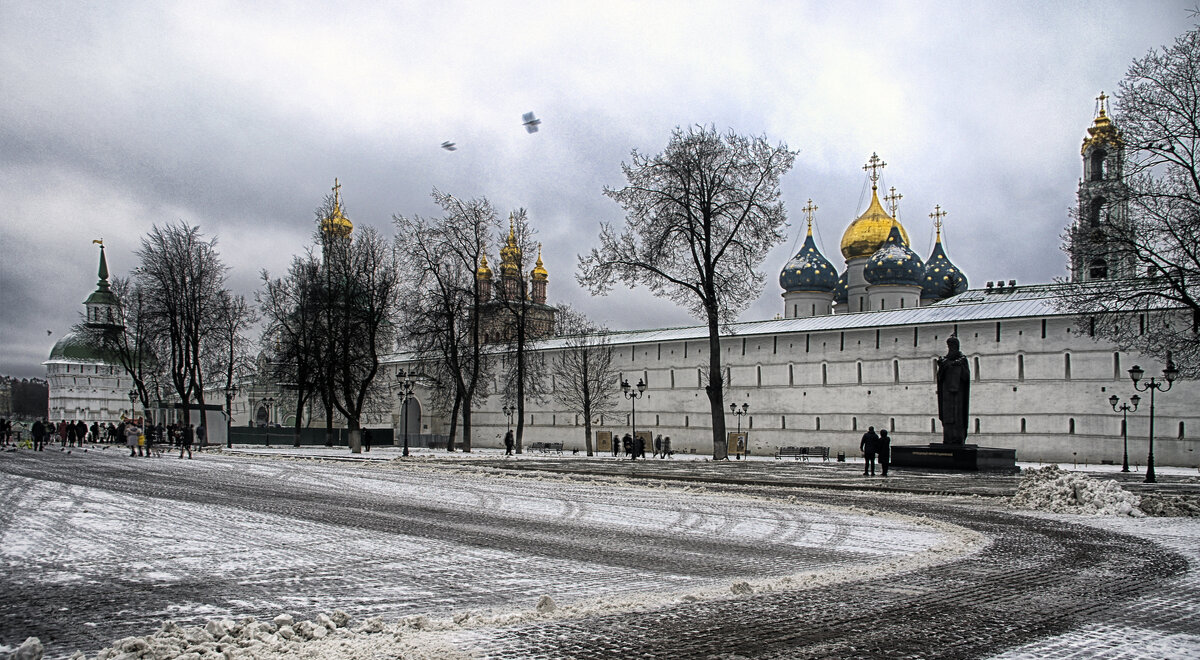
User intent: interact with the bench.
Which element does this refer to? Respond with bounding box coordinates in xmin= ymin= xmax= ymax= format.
xmin=528 ymin=442 xmax=563 ymax=454
xmin=775 ymin=446 xmax=830 ymax=461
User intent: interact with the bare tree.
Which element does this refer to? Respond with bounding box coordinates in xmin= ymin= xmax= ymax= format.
xmin=73 ymin=275 xmax=165 ymax=418
xmin=394 ymin=190 xmax=495 ymax=452
xmin=1060 ymin=25 xmax=1200 ymax=375
xmin=550 ymin=306 xmax=617 ymax=456
xmin=205 ymin=290 xmax=256 ymax=447
xmin=135 ymin=222 xmax=229 ymax=426
xmin=578 ymin=125 xmax=796 ymax=459
xmin=260 ymin=253 xmax=325 ymax=446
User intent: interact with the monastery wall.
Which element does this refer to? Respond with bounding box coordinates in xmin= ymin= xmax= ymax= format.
xmin=430 ymin=312 xmax=1199 ymax=467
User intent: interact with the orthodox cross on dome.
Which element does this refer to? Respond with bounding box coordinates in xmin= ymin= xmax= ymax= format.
xmin=1095 ymin=91 xmax=1109 ymax=117
xmin=862 ymin=152 xmax=886 ymax=189
xmin=930 ymin=204 xmax=947 ymax=240
xmin=332 ymin=178 xmax=342 ymax=207
xmin=884 ymin=186 xmax=903 ymax=218
xmin=802 ymin=198 xmax=818 ymax=233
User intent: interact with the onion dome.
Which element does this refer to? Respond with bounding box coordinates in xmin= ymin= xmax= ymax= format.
xmin=320 ymin=178 xmax=353 ymax=238
xmin=477 ymin=254 xmax=493 ymax=280
xmin=921 ymin=229 xmax=968 ymax=301
xmin=531 ymin=244 xmax=548 ymax=281
xmin=499 ymin=215 xmax=521 ymax=276
xmin=780 ymin=223 xmax=837 ymax=293
xmin=1082 ymin=92 xmax=1121 ymax=155
xmin=841 ymin=186 xmax=910 ymax=260
xmin=864 ymin=223 xmax=924 ymax=286
xmin=48 ymin=332 xmax=121 ymax=364
xmin=833 ymin=269 xmax=848 ymax=305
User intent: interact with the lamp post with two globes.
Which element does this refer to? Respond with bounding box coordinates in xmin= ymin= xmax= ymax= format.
xmin=1108 ymin=394 xmax=1139 ymax=473
xmin=621 ymin=378 xmax=646 ymax=458
xmin=1128 ymin=354 xmax=1179 ymax=484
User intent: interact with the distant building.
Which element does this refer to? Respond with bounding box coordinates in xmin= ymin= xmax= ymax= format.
xmin=44 ymin=244 xmax=135 ymax=423
xmin=476 ymin=217 xmax=557 ymax=343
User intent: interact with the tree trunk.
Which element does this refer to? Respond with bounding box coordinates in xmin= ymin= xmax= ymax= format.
xmin=706 ymin=310 xmax=728 ymax=460
xmin=348 ymin=418 xmax=361 ymax=453
xmin=446 ymin=389 xmax=461 ymax=452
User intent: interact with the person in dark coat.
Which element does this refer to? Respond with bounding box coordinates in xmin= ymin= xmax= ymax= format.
xmin=653 ymin=434 xmax=663 ymax=458
xmin=877 ymin=429 xmax=892 ymax=477
xmin=363 ymin=428 xmax=372 ymax=452
xmin=622 ymin=433 xmax=632 ymax=458
xmin=633 ymin=434 xmax=644 ymax=460
xmin=76 ymin=420 xmax=88 ymax=446
xmin=860 ymin=426 xmax=879 ymax=476
xmin=32 ymin=419 xmax=45 ymax=451
xmin=504 ymin=429 xmax=514 ymax=455
xmin=180 ymin=424 xmax=194 ymax=459
xmin=611 ymin=433 xmax=619 ymax=457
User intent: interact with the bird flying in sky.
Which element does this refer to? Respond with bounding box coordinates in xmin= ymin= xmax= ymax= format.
xmin=441 ymin=141 xmax=457 ymax=151
xmin=522 ymin=112 xmax=541 ymax=133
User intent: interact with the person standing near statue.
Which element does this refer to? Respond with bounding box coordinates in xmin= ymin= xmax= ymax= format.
xmin=877 ymin=429 xmax=892 ymax=477
xmin=936 ymin=335 xmax=971 ymax=445
xmin=860 ymin=426 xmax=878 ymax=476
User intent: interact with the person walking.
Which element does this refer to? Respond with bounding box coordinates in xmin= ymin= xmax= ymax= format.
xmin=653 ymin=434 xmax=663 ymax=458
xmin=611 ymin=433 xmax=618 ymax=457
xmin=860 ymin=426 xmax=879 ymax=476
xmin=622 ymin=433 xmax=632 ymax=458
xmin=32 ymin=418 xmax=45 ymax=451
xmin=196 ymin=424 xmax=206 ymax=448
xmin=503 ymin=429 xmax=514 ymax=456
xmin=75 ymin=420 xmax=88 ymax=447
xmin=363 ymin=428 xmax=372 ymax=452
xmin=180 ymin=424 xmax=194 ymax=459
xmin=662 ymin=436 xmax=672 ymax=458
xmin=126 ymin=422 xmax=141 ymax=457
xmin=877 ymin=429 xmax=892 ymax=477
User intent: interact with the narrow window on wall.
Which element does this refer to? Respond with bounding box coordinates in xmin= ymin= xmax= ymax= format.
xmin=900 ymin=298 xmax=906 ymax=309
xmin=889 ymin=417 xmax=895 ymax=431
xmin=757 ymin=365 xmax=762 ymax=387
xmin=859 ymin=298 xmax=864 ymax=312
xmin=530 ymin=415 xmax=535 ymax=426
xmin=552 ymin=415 xmax=556 ymax=426
xmin=974 ymin=418 xmax=981 ymax=434
xmin=1139 ymin=314 xmax=1146 ymax=335
xmin=816 ymin=417 xmax=821 ymax=430
xmin=852 ymin=416 xmax=858 ymax=431
xmin=880 ymin=300 xmax=887 ymax=310
xmin=856 ymin=362 xmax=863 ymax=384
xmin=1021 ymin=418 xmax=1027 ymax=433
xmin=685 ymin=415 xmax=689 ymax=427
xmin=697 ymin=369 xmax=703 ymax=388
xmin=1018 ymin=354 xmax=1025 ymax=381
xmin=1179 ymin=421 xmax=1186 ymax=439
xmin=726 ymin=367 xmax=731 ymax=386
xmin=684 ymin=343 xmax=688 ymax=358
xmin=670 ymin=370 xmax=676 ymax=389
xmin=742 ymin=338 xmax=746 ymax=356
xmin=805 ymin=334 xmax=810 ymax=353
xmin=811 ymin=303 xmax=816 ymax=315
xmin=793 ymin=304 xmax=798 ymax=317
xmin=657 ymin=344 xmax=662 ymax=360
xmin=954 ymin=323 xmax=959 ymax=336
xmin=789 ymin=363 xmax=794 ymax=386
xmin=822 ymin=364 xmax=828 ymax=385
xmin=643 ymin=370 xmax=649 ymax=387
xmin=631 ymin=346 xmax=635 ymax=361
xmin=1069 ymin=418 xmax=1075 ymax=434
xmin=893 ymin=360 xmax=900 ymax=384
xmin=655 ymin=414 xmax=660 ymax=426
xmin=626 ymin=413 xmax=630 ymax=425
xmin=773 ymin=336 xmax=777 ymax=354
xmin=914 ymin=327 xmax=919 ymax=347
xmin=996 ymin=322 xmax=1001 ymax=342
xmin=781 ymin=416 xmax=787 ymax=429
xmin=933 ymin=358 xmax=939 ymax=380
xmin=875 ymin=330 xmax=880 ymax=349
xmin=1041 ymin=319 xmax=1047 ymax=338
xmin=1088 ymin=317 xmax=1096 ymax=337
xmin=600 ymin=414 xmax=604 ymax=426
xmin=974 ymin=356 xmax=981 ymax=381
xmin=1113 ymin=352 xmax=1121 ymax=380
xmin=749 ymin=416 xmax=754 ymax=429
xmin=1064 ymin=353 xmax=1072 ymax=380
xmin=931 ymin=418 xmax=937 ymax=432
xmin=840 ymin=332 xmax=845 ymax=351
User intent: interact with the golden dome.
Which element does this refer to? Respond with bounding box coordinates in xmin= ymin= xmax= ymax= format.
xmin=321 ymin=178 xmax=353 ymax=238
xmin=531 ymin=244 xmax=548 ymax=281
xmin=500 ymin=214 xmax=521 ymax=276
xmin=477 ymin=254 xmax=493 ymax=279
xmin=840 ymin=186 xmax=909 ymax=260
xmin=1081 ymin=95 xmax=1121 ymax=155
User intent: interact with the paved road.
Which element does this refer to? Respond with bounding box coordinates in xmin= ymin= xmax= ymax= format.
xmin=0 ymin=449 xmax=1191 ymax=659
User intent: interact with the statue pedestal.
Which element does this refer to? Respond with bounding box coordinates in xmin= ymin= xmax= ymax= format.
xmin=890 ymin=444 xmax=1017 ymax=473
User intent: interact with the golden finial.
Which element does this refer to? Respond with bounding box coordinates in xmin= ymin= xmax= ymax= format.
xmin=477 ymin=253 xmax=493 ymax=279
xmin=1095 ymin=91 xmax=1108 ymax=118
xmin=930 ymin=205 xmax=947 ymax=241
xmin=862 ymin=152 xmax=886 ymax=189
xmin=332 ymin=178 xmax=342 ymax=209
xmin=884 ymin=186 xmax=903 ymax=219
xmin=531 ymin=242 xmax=548 ymax=280
xmin=802 ymin=199 xmax=818 ymax=236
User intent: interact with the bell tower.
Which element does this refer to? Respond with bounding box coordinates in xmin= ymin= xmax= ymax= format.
xmin=1072 ymin=92 xmax=1132 ymax=281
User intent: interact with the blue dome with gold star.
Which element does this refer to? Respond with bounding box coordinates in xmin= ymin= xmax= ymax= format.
xmin=864 ymin=224 xmax=924 ymax=286
xmin=780 ymin=230 xmax=837 ymax=293
xmin=921 ymin=235 xmax=968 ymax=301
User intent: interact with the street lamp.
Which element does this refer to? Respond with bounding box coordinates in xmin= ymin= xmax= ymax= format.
xmin=258 ymin=397 xmax=275 ymax=446
xmin=730 ymin=402 xmax=749 ymax=459
xmin=1108 ymin=394 xmax=1140 ymax=473
xmin=1129 ymin=354 xmax=1178 ymax=484
xmin=127 ymin=389 xmax=138 ymax=423
xmin=396 ymin=369 xmax=416 ymax=457
xmin=621 ymin=378 xmax=646 ymax=459
xmin=502 ymin=404 xmax=514 ymax=435
xmin=224 ymin=383 xmax=239 ymax=449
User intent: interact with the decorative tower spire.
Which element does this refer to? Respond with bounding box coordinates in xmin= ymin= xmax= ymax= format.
xmin=930 ymin=205 xmax=947 ymax=242
xmin=863 ymin=152 xmax=886 ymax=190
xmin=320 ymin=177 xmax=353 ymax=238
xmin=84 ymin=239 xmax=122 ymax=330
xmin=530 ymin=243 xmax=548 ymax=305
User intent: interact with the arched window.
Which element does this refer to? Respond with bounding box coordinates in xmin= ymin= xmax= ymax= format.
xmin=974 ymin=418 xmax=981 ymax=434
xmin=1088 ymin=196 xmax=1106 ymax=226
xmin=815 ymin=417 xmax=821 ymax=431
xmin=856 ymin=362 xmax=863 ymax=384
xmin=931 ymin=418 xmax=937 ymax=432
xmin=893 ymin=360 xmax=900 ymax=384
xmin=1180 ymin=421 xmax=1186 ymax=439
xmin=1064 ymin=353 xmax=1072 ymax=380
xmin=852 ymin=416 xmax=858 ymax=431
xmin=1069 ymin=418 xmax=1076 ymax=434
xmin=822 ymin=363 xmax=828 ymax=385
xmin=1020 ymin=418 xmax=1027 ymax=433
xmin=889 ymin=417 xmax=895 ymax=431
xmin=974 ymin=356 xmax=981 ymax=381
xmin=1017 ymin=354 xmax=1025 ymax=381
xmin=1090 ymin=150 xmax=1106 ymax=181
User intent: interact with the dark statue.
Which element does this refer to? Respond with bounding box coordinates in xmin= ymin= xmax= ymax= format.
xmin=936 ymin=335 xmax=970 ymax=445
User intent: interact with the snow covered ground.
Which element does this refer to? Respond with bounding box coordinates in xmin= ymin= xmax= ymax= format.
xmin=1 ymin=447 xmax=1197 ymax=659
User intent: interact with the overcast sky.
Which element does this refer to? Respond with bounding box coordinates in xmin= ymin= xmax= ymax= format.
xmin=0 ymin=1 xmax=1191 ymax=380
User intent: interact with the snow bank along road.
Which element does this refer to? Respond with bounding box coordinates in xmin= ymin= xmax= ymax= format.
xmin=0 ymin=450 xmax=1193 ymax=659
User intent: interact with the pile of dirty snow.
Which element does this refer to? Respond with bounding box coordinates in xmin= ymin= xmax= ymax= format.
xmin=1138 ymin=493 xmax=1200 ymax=517
xmin=1009 ymin=465 xmax=1143 ymax=517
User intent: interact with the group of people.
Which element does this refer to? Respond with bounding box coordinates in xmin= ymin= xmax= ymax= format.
xmin=20 ymin=418 xmax=101 ymax=450
xmin=7 ymin=417 xmax=204 ymax=459
xmin=612 ymin=433 xmax=671 ymax=459
xmin=859 ymin=426 xmax=892 ymax=476
xmin=123 ymin=422 xmax=202 ymax=458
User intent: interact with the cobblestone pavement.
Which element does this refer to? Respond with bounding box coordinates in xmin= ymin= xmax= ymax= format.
xmin=0 ymin=448 xmax=1195 ymax=659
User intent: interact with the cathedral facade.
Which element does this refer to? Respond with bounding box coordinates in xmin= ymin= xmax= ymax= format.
xmin=395 ymin=100 xmax=1198 ymax=466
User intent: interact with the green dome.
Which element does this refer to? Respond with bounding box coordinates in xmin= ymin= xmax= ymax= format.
xmin=48 ymin=332 xmax=121 ymax=364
